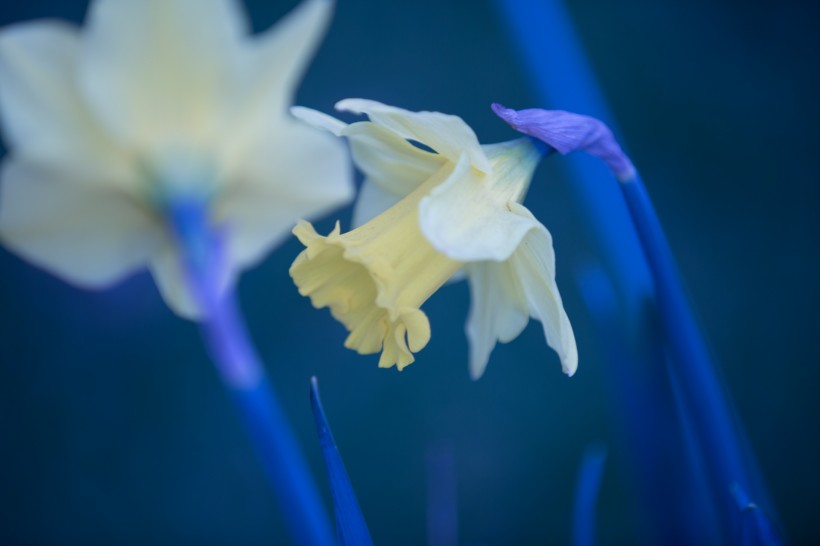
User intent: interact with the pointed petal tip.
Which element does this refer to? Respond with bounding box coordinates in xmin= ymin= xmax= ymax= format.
xmin=290 ymin=105 xmax=346 ymax=135
xmin=289 ymin=0 xmax=336 ymax=38
xmin=562 ymin=347 xmax=579 ymax=377
xmin=490 ymin=102 xmax=516 ymax=122
xmin=491 ymin=104 xmax=636 ymax=181
xmin=308 ymin=375 xmax=328 ymax=434
xmin=468 ymin=359 xmax=487 ymax=381
xmin=309 ymin=376 xmax=323 ymax=413
xmin=334 ymin=97 xmax=377 ymax=115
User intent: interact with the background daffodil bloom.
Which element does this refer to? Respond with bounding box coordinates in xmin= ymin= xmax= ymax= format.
xmin=291 ymin=100 xmax=577 ymax=377
xmin=0 ymin=0 xmax=352 ymax=318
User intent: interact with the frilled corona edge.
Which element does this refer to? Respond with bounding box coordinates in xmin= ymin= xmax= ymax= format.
xmin=289 ymin=164 xmax=464 ymax=370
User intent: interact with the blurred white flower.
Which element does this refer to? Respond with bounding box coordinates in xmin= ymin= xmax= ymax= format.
xmin=0 ymin=0 xmax=352 ymax=318
xmin=290 ymin=100 xmax=576 ymax=377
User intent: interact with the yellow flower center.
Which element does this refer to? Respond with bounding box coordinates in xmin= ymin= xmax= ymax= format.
xmin=289 ymin=163 xmax=464 ymax=369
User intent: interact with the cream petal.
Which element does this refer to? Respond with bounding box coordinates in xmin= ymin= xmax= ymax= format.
xmin=78 ymin=0 xmax=248 ymax=153
xmin=221 ymin=0 xmax=334 ymax=170
xmin=214 ymin=118 xmax=353 ymax=269
xmin=0 ymin=21 xmax=132 ymax=180
xmin=291 ymin=105 xmax=347 ymax=136
xmin=149 ymin=243 xmax=200 ymax=319
xmin=464 ymin=261 xmax=529 ymax=380
xmin=418 ymin=147 xmax=542 ymax=262
xmin=344 ymin=121 xmax=445 ymax=196
xmin=336 ymin=98 xmax=491 ymax=172
xmin=240 ymin=0 xmax=331 ymax=116
xmin=293 ymin=107 xmax=444 ymax=197
xmin=507 ymin=203 xmax=578 ymax=376
xmin=351 ymin=179 xmax=403 ymax=227
xmin=0 ymin=159 xmax=161 ymax=288
xmin=149 ymin=227 xmax=236 ymax=320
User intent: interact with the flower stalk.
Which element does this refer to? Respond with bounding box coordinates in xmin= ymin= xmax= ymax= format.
xmin=168 ymin=199 xmax=334 ymax=546
xmin=617 ymin=174 xmax=782 ymax=543
xmin=493 ymin=0 xmax=653 ymax=314
xmin=494 ymin=0 xmax=780 ymax=541
xmin=572 ymin=445 xmax=607 ymax=546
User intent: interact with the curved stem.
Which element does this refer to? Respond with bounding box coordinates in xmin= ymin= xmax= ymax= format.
xmin=168 ymin=199 xmax=334 ymax=546
xmin=619 ymin=175 xmax=781 ymax=543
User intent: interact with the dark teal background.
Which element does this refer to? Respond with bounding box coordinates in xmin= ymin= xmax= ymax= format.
xmin=1 ymin=0 xmax=818 ymax=544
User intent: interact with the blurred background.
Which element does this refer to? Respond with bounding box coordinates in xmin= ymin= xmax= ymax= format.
xmin=0 ymin=0 xmax=818 ymax=544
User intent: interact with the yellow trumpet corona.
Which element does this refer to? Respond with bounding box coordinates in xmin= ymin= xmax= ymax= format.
xmin=290 ymin=162 xmax=463 ymax=369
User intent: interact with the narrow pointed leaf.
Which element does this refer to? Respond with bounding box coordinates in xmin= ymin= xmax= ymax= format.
xmin=572 ymin=445 xmax=607 ymax=546
xmin=731 ymin=484 xmax=783 ymax=546
xmin=310 ymin=377 xmax=374 ymax=546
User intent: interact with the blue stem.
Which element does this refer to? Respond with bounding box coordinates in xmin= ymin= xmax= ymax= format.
xmin=495 ymin=1 xmax=780 ymax=541
xmin=572 ymin=445 xmax=607 ymax=546
xmin=732 ymin=483 xmax=782 ymax=546
xmin=578 ymin=266 xmax=716 ymax=544
xmin=169 ymin=200 xmax=334 ymax=546
xmin=493 ymin=0 xmax=653 ymax=318
xmin=310 ymin=377 xmax=374 ymax=546
xmin=619 ymin=176 xmax=782 ymax=542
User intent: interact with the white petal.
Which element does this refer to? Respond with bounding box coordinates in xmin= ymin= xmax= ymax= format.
xmin=351 ymin=179 xmax=403 ymax=227
xmin=221 ymin=0 xmax=334 ymax=169
xmin=149 ymin=242 xmax=199 ymax=319
xmin=336 ymin=98 xmax=491 ymax=172
xmin=418 ymin=145 xmax=543 ymax=262
xmin=464 ymin=261 xmax=529 ymax=380
xmin=148 ymin=229 xmax=236 ymax=320
xmin=293 ymin=107 xmax=444 ymax=197
xmin=0 ymin=21 xmax=132 ymax=179
xmin=0 ymin=159 xmax=161 ymax=288
xmin=507 ymin=204 xmax=578 ymax=376
xmin=78 ymin=0 xmax=247 ymax=153
xmin=291 ymin=105 xmax=347 ymax=136
xmin=214 ymin=118 xmax=353 ymax=269
xmin=344 ymin=121 xmax=445 ymax=196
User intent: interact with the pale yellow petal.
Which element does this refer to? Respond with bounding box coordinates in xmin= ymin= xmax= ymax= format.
xmin=418 ymin=140 xmax=543 ymax=262
xmin=0 ymin=159 xmax=161 ymax=288
xmin=343 ymin=121 xmax=445 ymax=196
xmin=78 ymin=0 xmax=247 ymax=154
xmin=464 ymin=261 xmax=529 ymax=380
xmin=507 ymin=204 xmax=578 ymax=376
xmin=149 ymin=243 xmax=200 ymax=319
xmin=0 ymin=21 xmax=133 ymax=184
xmin=291 ymin=105 xmax=347 ymax=136
xmin=215 ymin=119 xmax=353 ymax=270
xmin=336 ymin=98 xmax=491 ymax=172
xmin=221 ymin=0 xmax=334 ymax=171
xmin=292 ymin=107 xmax=444 ymax=198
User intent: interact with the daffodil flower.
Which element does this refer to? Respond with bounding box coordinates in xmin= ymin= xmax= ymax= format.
xmin=0 ymin=0 xmax=352 ymax=318
xmin=290 ymin=100 xmax=577 ymax=378
xmin=0 ymin=2 xmax=350 ymax=542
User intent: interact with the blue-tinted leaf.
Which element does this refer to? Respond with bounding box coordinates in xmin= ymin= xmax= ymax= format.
xmin=310 ymin=377 xmax=374 ymax=546
xmin=572 ymin=445 xmax=607 ymax=546
xmin=731 ymin=484 xmax=783 ymax=546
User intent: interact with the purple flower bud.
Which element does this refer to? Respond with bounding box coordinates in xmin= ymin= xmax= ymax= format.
xmin=492 ymin=103 xmax=636 ymax=181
